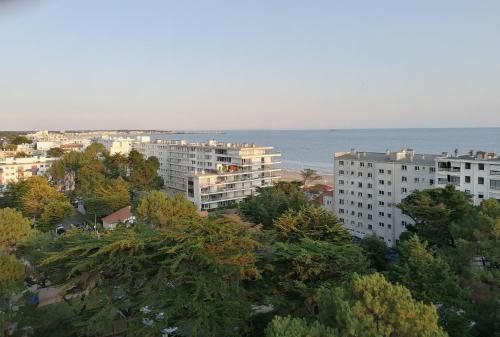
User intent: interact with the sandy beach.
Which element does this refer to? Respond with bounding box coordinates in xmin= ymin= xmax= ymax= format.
xmin=279 ymin=169 xmax=334 ymax=187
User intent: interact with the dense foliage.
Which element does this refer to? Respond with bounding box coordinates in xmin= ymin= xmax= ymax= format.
xmin=1 ymin=181 xmax=499 ymax=337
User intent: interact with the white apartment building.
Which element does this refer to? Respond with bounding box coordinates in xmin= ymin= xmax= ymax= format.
xmin=0 ymin=156 xmax=57 ymax=188
xmin=136 ymin=140 xmax=281 ymax=210
xmin=98 ymin=136 xmax=151 ymax=155
xmin=333 ymin=149 xmax=438 ymax=246
xmin=436 ymin=150 xmax=500 ymax=205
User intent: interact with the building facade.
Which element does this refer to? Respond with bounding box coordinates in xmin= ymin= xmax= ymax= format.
xmin=333 ymin=149 xmax=438 ymax=246
xmin=436 ymin=150 xmax=500 ymax=205
xmin=136 ymin=140 xmax=281 ymax=210
xmin=0 ymin=156 xmax=57 ymax=188
xmin=98 ymin=136 xmax=150 ymax=155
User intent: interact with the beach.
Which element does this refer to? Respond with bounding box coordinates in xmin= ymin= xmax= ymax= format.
xmin=279 ymin=169 xmax=334 ymax=187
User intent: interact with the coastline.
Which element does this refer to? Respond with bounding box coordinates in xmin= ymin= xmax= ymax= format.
xmin=278 ymin=169 xmax=334 ymax=187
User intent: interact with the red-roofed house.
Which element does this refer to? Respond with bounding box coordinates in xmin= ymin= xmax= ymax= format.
xmin=102 ymin=206 xmax=135 ymax=229
xmin=316 ymin=190 xmax=334 ymax=211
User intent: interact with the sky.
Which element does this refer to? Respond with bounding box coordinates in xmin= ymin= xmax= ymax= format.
xmin=0 ymin=0 xmax=499 ymax=130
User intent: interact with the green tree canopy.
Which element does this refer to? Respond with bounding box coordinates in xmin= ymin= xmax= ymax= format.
xmin=136 ymin=191 xmax=199 ymax=229
xmin=46 ymin=147 xmax=65 ymax=158
xmin=398 ymin=185 xmax=473 ymax=247
xmin=240 ymin=181 xmax=310 ymax=228
xmin=316 ymin=273 xmax=448 ymax=337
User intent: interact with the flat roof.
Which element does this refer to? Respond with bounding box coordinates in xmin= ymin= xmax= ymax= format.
xmin=335 ymin=150 xmax=439 ymax=165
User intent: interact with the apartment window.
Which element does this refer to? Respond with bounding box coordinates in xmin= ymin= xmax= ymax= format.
xmin=339 ymin=161 xmax=344 ymax=166
xmin=368 ymin=163 xmax=373 ymax=168
xmin=401 ymin=165 xmax=407 ymax=171
xmin=415 ymin=166 xmax=420 ymax=171
xmin=479 ymin=163 xmax=485 ymax=170
xmin=379 ymin=222 xmax=385 ymax=227
xmin=339 ymin=209 xmax=345 ymax=214
xmin=465 ymin=163 xmax=471 ymax=169
xmin=402 ymin=176 xmax=407 ymax=182
xmin=357 ymin=202 xmax=363 ymax=208
xmin=430 ymin=167 xmax=436 ymax=173
xmin=379 ymin=190 xmax=385 ymax=195
xmin=368 ymin=214 xmax=373 ymax=220
xmin=368 ymin=183 xmax=373 ymax=188
xmin=388 ymin=224 xmax=392 ymax=229
xmin=368 ymin=193 xmax=373 ymax=199
xmin=379 ymin=180 xmax=385 ymax=185
xmin=351 ymin=162 xmax=355 ymax=165
xmin=478 ymin=193 xmax=484 ymax=199
xmin=379 ymin=201 xmax=385 ymax=206
xmin=430 ymin=179 xmax=435 ymax=185
xmin=358 ymin=182 xmax=363 ymax=188
xmin=358 ymin=192 xmax=363 ymax=197
xmin=339 ymin=199 xmax=345 ymax=205
xmin=340 ymin=218 xmax=344 ymax=223
xmin=465 ymin=176 xmax=471 ymax=183
xmin=358 ymin=172 xmax=363 ymax=177
xmin=357 ymin=212 xmax=363 ymax=218
xmin=388 ymin=192 xmax=392 ymax=196
xmin=388 ymin=181 xmax=392 ymax=186
xmin=465 ymin=189 xmax=471 ymax=194
xmin=368 ymin=173 xmax=373 ymax=178
xmin=388 ymin=214 xmax=392 ymax=218
xmin=351 ymin=211 xmax=355 ymax=215
xmin=338 ymin=180 xmax=344 ymax=185
xmin=478 ymin=177 xmax=485 ymax=185
xmin=351 ymin=181 xmax=355 ymax=185
xmin=401 ymin=187 xmax=407 ymax=193
xmin=414 ymin=178 xmax=420 ymax=183
xmin=401 ymin=221 xmax=407 ymax=227
xmin=360 ymin=162 xmax=365 ymax=167
xmin=379 ymin=212 xmax=385 ymax=217
xmin=339 ymin=189 xmax=345 ymax=194
xmin=367 ymin=204 xmax=373 ymax=209
xmin=387 ymin=170 xmax=392 ymax=174
xmin=357 ymin=222 xmax=363 ymax=227
xmin=351 ymin=191 xmax=355 ymax=195
xmin=379 ymin=169 xmax=385 ymax=174
xmin=339 ymin=170 xmax=344 ymax=175
xmin=368 ymin=224 xmax=373 ymax=230
xmin=490 ymin=179 xmax=500 ymax=190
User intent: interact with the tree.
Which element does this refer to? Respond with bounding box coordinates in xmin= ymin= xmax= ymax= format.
xmin=46 ymin=147 xmax=65 ymax=158
xmin=136 ymin=191 xmax=199 ymax=229
xmin=398 ymin=185 xmax=473 ymax=247
xmin=270 ymin=238 xmax=369 ymax=316
xmin=390 ymin=234 xmax=472 ymax=337
xmin=39 ymin=215 xmax=261 ymax=337
xmin=0 ymin=208 xmax=33 ymax=249
xmin=316 ymin=273 xmax=448 ymax=337
xmin=10 ymin=135 xmax=32 ymax=145
xmin=240 ymin=182 xmax=310 ymax=227
xmin=103 ymin=153 xmax=129 ymax=179
xmin=128 ymin=151 xmax=163 ymax=191
xmin=95 ymin=177 xmax=130 ymax=211
xmin=14 ymin=151 xmax=29 ymax=158
xmin=19 ymin=176 xmax=68 ymax=219
xmin=300 ymin=168 xmax=320 ymax=187
xmin=0 ymin=208 xmax=35 ymax=333
xmin=40 ymin=200 xmax=74 ymax=231
xmin=273 ymin=205 xmax=351 ymax=243
xmin=360 ymin=235 xmax=389 ymax=271
xmin=266 ymin=316 xmax=337 ymax=337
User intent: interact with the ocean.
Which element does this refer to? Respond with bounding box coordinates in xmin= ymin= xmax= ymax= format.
xmin=152 ymin=128 xmax=500 ymax=174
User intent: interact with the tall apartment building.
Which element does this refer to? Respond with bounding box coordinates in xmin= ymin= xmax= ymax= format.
xmin=136 ymin=140 xmax=281 ymax=210
xmin=436 ymin=150 xmax=500 ymax=205
xmin=333 ymin=149 xmax=438 ymax=246
xmin=0 ymin=156 xmax=57 ymax=189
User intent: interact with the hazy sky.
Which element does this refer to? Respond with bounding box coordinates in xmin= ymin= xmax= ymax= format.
xmin=1 ymin=0 xmax=499 ymax=130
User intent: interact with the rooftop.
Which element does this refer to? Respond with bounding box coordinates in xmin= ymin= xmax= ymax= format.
xmin=102 ymin=206 xmax=133 ymax=224
xmin=335 ymin=149 xmax=439 ymax=165
xmin=148 ymin=139 xmax=274 ymax=150
xmin=438 ymin=150 xmax=500 ymax=162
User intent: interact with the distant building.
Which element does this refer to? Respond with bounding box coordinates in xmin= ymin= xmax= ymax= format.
xmin=436 ymin=150 xmax=500 ymax=205
xmin=136 ymin=140 xmax=281 ymax=210
xmin=102 ymin=206 xmax=135 ymax=229
xmin=316 ymin=189 xmax=334 ymax=211
xmin=333 ymin=149 xmax=438 ymax=246
xmin=98 ymin=136 xmax=150 ymax=155
xmin=0 ymin=156 xmax=57 ymax=188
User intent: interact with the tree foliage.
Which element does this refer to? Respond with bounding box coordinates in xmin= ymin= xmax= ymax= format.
xmin=136 ymin=191 xmax=199 ymax=229
xmin=46 ymin=147 xmax=65 ymax=158
xmin=240 ymin=182 xmax=310 ymax=227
